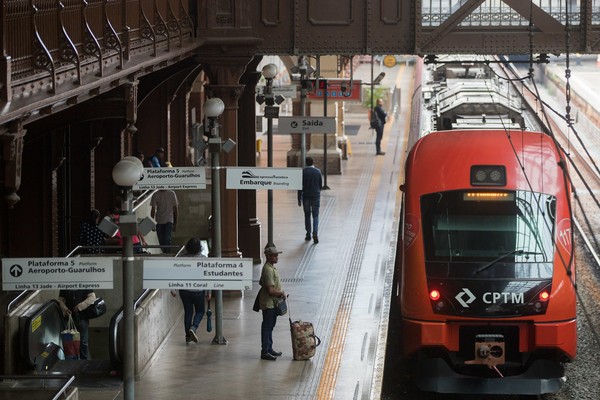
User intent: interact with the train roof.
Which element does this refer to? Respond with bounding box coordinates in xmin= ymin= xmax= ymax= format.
xmin=420 ymin=57 xmax=525 ymax=132
xmin=405 ymin=129 xmax=567 ymax=195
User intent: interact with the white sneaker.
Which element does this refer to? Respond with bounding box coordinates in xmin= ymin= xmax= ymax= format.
xmin=188 ymin=329 xmax=198 ymax=343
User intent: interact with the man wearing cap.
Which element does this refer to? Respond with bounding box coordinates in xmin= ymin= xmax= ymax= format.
xmin=150 ymin=147 xmax=166 ymax=168
xmin=258 ymin=246 xmax=286 ymax=361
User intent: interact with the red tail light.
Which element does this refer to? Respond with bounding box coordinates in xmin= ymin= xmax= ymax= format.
xmin=430 ymin=290 xmax=441 ymax=301
xmin=539 ymin=291 xmax=550 ymax=301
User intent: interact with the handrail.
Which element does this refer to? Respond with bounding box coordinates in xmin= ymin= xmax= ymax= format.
xmin=67 ymin=244 xmax=185 ymax=256
xmin=108 ymin=243 xmax=187 ymax=364
xmin=108 ymin=306 xmax=124 ymax=366
xmin=0 ymin=375 xmax=75 ymax=399
xmin=133 ymin=189 xmax=158 ymax=212
xmin=134 ymin=289 xmax=153 ymax=309
xmin=7 ymin=290 xmax=40 ymax=315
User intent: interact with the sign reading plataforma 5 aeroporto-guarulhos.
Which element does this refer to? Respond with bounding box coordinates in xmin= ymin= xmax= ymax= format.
xmin=2 ymin=257 xmax=114 ymax=290
xmin=133 ymin=167 xmax=206 ymax=190
xmin=143 ymin=258 xmax=253 ymax=291
xmin=226 ymin=167 xmax=302 ymax=190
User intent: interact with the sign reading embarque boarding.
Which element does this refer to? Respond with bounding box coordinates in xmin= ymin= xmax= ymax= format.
xmin=256 ymin=85 xmax=297 ymax=99
xmin=133 ymin=167 xmax=206 ymax=190
xmin=143 ymin=258 xmax=253 ymax=290
xmin=278 ymin=116 xmax=337 ymax=134
xmin=226 ymin=167 xmax=302 ymax=190
xmin=2 ymin=257 xmax=114 ymax=290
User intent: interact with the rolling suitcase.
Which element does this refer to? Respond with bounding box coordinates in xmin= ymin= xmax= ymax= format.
xmin=288 ymin=299 xmax=321 ymax=360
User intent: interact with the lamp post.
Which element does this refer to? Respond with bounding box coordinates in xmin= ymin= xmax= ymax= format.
xmin=112 ymin=156 xmax=144 ymax=400
xmin=203 ymin=97 xmax=228 ymax=345
xmin=294 ymin=56 xmax=313 ymax=168
xmin=322 ymin=78 xmax=330 ymax=190
xmin=257 ymin=63 xmax=283 ymax=248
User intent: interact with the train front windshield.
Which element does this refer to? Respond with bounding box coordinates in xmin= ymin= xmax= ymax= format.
xmin=421 ymin=190 xmax=555 ymax=265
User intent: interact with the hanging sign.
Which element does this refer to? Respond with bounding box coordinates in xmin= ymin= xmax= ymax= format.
xmin=307 ymin=79 xmax=363 ymax=101
xmin=2 ymin=257 xmax=114 ymax=290
xmin=133 ymin=167 xmax=206 ymax=190
xmin=277 ymin=117 xmax=337 ymax=134
xmin=256 ymin=85 xmax=297 ymax=99
xmin=226 ymin=167 xmax=302 ymax=190
xmin=143 ymin=258 xmax=253 ymax=290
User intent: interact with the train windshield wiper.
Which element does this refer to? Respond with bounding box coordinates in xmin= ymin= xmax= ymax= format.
xmin=475 ymin=249 xmax=524 ymax=275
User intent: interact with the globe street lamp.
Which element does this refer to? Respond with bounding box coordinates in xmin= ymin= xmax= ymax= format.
xmin=256 ymin=63 xmax=284 ymax=249
xmin=291 ymin=56 xmax=314 ymax=168
xmin=112 ymin=156 xmax=143 ymax=400
xmin=203 ymin=97 xmax=228 ymax=345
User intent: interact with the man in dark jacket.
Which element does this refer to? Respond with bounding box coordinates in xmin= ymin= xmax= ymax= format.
xmin=374 ymin=98 xmax=387 ymax=155
xmin=58 ymin=289 xmax=96 ymax=359
xmin=298 ymin=157 xmax=323 ymax=243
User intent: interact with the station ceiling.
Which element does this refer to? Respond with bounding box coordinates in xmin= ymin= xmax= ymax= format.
xmin=199 ymin=0 xmax=600 ymax=56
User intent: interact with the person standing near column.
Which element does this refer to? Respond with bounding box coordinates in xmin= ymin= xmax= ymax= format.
xmin=150 ymin=189 xmax=178 ymax=253
xmin=298 ymin=157 xmax=322 ymax=244
xmin=374 ymin=98 xmax=387 ymax=155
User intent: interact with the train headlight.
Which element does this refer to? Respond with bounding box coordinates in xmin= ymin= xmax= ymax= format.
xmin=470 ymin=165 xmax=506 ymax=186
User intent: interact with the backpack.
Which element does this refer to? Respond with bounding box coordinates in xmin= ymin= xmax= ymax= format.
xmin=370 ymin=108 xmax=381 ymax=129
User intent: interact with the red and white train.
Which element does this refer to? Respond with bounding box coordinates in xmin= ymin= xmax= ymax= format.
xmin=396 ymin=58 xmax=576 ymax=395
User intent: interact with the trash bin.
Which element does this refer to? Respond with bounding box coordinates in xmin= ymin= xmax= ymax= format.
xmin=256 ymin=138 xmax=262 ymax=153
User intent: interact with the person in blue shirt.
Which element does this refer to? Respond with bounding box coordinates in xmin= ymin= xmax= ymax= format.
xmin=298 ymin=157 xmax=323 ymax=244
xmin=149 ymin=147 xmax=166 ymax=167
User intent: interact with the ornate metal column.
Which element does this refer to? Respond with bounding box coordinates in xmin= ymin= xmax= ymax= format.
xmin=238 ymin=56 xmax=262 ymax=263
xmin=196 ymin=39 xmax=261 ymax=258
xmin=1 ymin=120 xmax=26 ymax=208
xmin=123 ymin=80 xmax=138 ymax=157
xmin=203 ymin=84 xmax=244 ymax=258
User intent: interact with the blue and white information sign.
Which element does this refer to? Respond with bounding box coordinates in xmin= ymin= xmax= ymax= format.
xmin=226 ymin=167 xmax=302 ymax=190
xmin=143 ymin=258 xmax=253 ymax=290
xmin=133 ymin=167 xmax=206 ymax=190
xmin=2 ymin=257 xmax=114 ymax=290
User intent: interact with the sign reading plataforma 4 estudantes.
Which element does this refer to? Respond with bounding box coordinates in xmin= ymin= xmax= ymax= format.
xmin=143 ymin=258 xmax=253 ymax=291
xmin=2 ymin=258 xmax=114 ymax=290
xmin=226 ymin=167 xmax=302 ymax=190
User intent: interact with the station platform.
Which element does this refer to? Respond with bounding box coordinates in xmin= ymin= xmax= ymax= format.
xmin=80 ymin=62 xmax=414 ymax=400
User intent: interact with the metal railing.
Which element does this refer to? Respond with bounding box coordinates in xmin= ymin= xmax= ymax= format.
xmin=2 ymin=0 xmax=194 ymax=101
xmin=0 ymin=375 xmax=75 ymax=400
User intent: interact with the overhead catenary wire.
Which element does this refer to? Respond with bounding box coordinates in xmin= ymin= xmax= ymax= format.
xmin=481 ymin=53 xmax=600 ymax=351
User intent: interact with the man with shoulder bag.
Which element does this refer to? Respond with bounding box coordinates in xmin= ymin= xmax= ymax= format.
xmin=258 ymin=246 xmax=286 ymax=361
